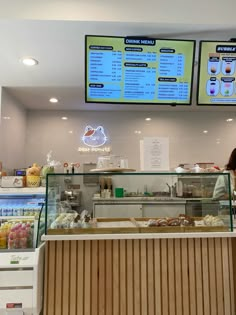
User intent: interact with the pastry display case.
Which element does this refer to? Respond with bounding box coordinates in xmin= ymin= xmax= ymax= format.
xmin=43 ymin=172 xmax=233 ymax=234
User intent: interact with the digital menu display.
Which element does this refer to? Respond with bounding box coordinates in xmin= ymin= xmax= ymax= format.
xmin=198 ymin=41 xmax=236 ymax=105
xmin=85 ymin=36 xmax=196 ymax=105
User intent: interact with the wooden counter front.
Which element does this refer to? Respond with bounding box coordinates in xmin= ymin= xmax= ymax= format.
xmin=43 ymin=236 xmax=235 ymax=315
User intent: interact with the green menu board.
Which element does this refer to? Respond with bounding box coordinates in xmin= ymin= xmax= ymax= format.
xmin=85 ymin=35 xmax=195 ymax=105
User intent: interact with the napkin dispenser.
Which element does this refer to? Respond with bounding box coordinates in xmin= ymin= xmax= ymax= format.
xmin=1 ymin=176 xmax=24 ymax=188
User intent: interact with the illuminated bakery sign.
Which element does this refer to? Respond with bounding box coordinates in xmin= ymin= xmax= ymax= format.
xmin=78 ymin=125 xmax=111 ymax=153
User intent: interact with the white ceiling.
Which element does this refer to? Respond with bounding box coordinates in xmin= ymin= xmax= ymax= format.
xmin=1 ymin=19 xmax=236 ymax=111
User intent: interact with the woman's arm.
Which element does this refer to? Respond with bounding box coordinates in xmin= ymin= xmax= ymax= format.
xmin=213 ymin=175 xmax=228 ymax=200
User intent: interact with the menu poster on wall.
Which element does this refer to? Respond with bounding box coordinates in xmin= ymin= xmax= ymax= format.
xmin=85 ymin=35 xmax=196 ymax=105
xmin=198 ymin=41 xmax=236 ymax=105
xmin=140 ymin=137 xmax=170 ymax=171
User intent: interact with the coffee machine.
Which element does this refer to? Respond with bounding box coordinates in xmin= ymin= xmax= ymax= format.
xmin=61 ymin=188 xmax=81 ymax=212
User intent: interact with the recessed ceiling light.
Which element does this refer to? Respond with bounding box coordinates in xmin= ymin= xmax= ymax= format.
xmin=2 ymin=116 xmax=11 ymax=120
xmin=226 ymin=118 xmax=233 ymax=122
xmin=61 ymin=117 xmax=68 ymax=120
xmin=134 ymin=130 xmax=142 ymax=134
xmin=203 ymin=130 xmax=208 ymax=134
xmin=145 ymin=117 xmax=151 ymax=121
xmin=21 ymin=57 xmax=39 ymax=66
xmin=49 ymin=98 xmax=58 ymax=103
xmin=68 ymin=130 xmax=73 ymax=134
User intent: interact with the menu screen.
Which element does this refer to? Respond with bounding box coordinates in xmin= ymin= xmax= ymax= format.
xmin=85 ymin=36 xmax=195 ymax=105
xmin=198 ymin=41 xmax=236 ymax=105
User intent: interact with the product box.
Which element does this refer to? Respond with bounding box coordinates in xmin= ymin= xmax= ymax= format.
xmin=1 ymin=176 xmax=24 ymax=188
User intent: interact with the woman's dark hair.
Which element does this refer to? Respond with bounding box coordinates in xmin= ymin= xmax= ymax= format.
xmin=226 ymin=148 xmax=236 ymax=170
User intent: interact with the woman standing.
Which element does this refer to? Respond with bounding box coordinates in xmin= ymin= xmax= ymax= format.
xmin=213 ymin=148 xmax=236 ymax=200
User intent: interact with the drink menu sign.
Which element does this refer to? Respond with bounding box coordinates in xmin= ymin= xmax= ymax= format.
xmin=85 ymin=36 xmax=195 ymax=105
xmin=198 ymin=41 xmax=236 ymax=105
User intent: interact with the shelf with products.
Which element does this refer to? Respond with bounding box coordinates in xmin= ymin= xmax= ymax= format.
xmin=0 ymin=187 xmax=46 ymax=250
xmin=0 ymin=188 xmax=45 ymax=218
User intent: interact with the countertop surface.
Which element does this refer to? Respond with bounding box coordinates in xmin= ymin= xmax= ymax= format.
xmin=0 ymin=187 xmax=46 ymax=194
xmin=92 ymin=197 xmax=211 ymax=203
xmin=42 ymin=230 xmax=236 ymax=241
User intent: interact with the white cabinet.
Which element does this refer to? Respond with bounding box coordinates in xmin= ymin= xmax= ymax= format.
xmin=0 ymin=244 xmax=45 ymax=315
xmin=142 ymin=203 xmax=185 ymax=217
xmin=94 ymin=200 xmax=186 ymax=218
xmin=94 ymin=204 xmax=142 ymax=218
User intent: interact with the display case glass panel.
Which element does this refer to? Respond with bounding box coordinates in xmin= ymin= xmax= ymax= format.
xmin=43 ymin=172 xmax=233 ymax=234
xmin=0 ymin=192 xmax=45 ymax=250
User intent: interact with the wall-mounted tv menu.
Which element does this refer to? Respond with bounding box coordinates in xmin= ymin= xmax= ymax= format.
xmin=198 ymin=41 xmax=236 ymax=105
xmin=85 ymin=35 xmax=196 ymax=105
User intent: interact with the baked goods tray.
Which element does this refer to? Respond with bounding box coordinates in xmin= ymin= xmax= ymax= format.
xmin=47 ymin=218 xmax=139 ymax=234
xmin=134 ymin=218 xmax=228 ymax=233
xmin=47 ymin=217 xmax=228 ymax=235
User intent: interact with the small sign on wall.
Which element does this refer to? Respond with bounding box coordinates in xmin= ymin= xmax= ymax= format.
xmin=83 ymin=163 xmax=99 ymax=185
xmin=140 ymin=137 xmax=170 ymax=171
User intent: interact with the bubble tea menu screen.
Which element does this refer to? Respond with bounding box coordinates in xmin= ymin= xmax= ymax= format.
xmin=198 ymin=41 xmax=236 ymax=105
xmin=85 ymin=36 xmax=195 ymax=105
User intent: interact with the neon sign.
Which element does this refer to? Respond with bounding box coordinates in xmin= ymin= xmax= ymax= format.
xmin=78 ymin=147 xmax=111 ymax=153
xmin=78 ymin=125 xmax=111 ymax=153
xmin=82 ymin=125 xmax=107 ymax=147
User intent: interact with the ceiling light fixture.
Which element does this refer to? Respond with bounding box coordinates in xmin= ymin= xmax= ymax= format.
xmin=203 ymin=130 xmax=208 ymax=134
xmin=145 ymin=118 xmax=151 ymax=121
xmin=2 ymin=116 xmax=11 ymax=120
xmin=21 ymin=57 xmax=38 ymax=66
xmin=61 ymin=117 xmax=68 ymax=120
xmin=49 ymin=97 xmax=58 ymax=103
xmin=226 ymin=118 xmax=233 ymax=122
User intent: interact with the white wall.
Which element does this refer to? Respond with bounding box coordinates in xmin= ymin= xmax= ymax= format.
xmin=0 ymin=88 xmax=27 ymax=172
xmin=25 ymin=110 xmax=236 ymax=171
xmin=0 ymin=0 xmax=236 ymax=28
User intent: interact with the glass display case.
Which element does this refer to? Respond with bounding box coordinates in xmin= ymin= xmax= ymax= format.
xmin=0 ymin=188 xmax=45 ymax=250
xmin=44 ymin=172 xmax=233 ymax=234
xmin=0 ymin=188 xmax=45 ymax=315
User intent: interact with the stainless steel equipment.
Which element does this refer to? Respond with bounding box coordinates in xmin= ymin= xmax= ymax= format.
xmin=61 ymin=189 xmax=81 ymax=212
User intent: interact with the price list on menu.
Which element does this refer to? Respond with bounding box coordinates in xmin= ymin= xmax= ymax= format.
xmin=157 ymin=53 xmax=189 ymax=100
xmin=123 ymin=51 xmax=157 ymax=100
xmin=88 ymin=50 xmax=122 ymax=99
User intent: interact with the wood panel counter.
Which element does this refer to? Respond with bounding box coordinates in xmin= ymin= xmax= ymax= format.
xmin=42 ymin=231 xmax=236 ymax=315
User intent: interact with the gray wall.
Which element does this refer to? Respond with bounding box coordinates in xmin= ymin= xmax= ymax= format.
xmin=0 ymin=88 xmax=235 ymax=173
xmin=24 ymin=110 xmax=236 ymax=171
xmin=0 ymin=88 xmax=27 ymax=171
